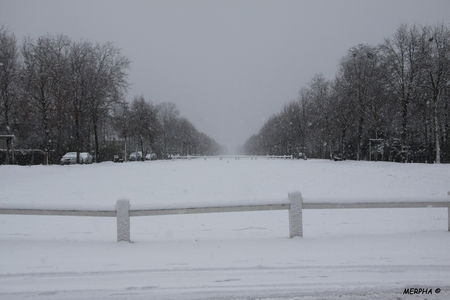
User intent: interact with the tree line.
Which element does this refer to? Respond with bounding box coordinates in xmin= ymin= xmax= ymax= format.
xmin=0 ymin=28 xmax=223 ymax=164
xmin=243 ymin=24 xmax=449 ymax=163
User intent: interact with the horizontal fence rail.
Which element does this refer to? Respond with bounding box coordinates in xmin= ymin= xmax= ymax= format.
xmin=0 ymin=192 xmax=449 ymax=242
xmin=130 ymin=203 xmax=290 ymax=217
xmin=172 ymin=155 xmax=294 ymax=160
xmin=303 ymin=201 xmax=450 ymax=209
xmin=0 ymin=208 xmax=115 ymax=217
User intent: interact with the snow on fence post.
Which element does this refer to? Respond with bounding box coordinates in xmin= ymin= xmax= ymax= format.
xmin=116 ymin=199 xmax=130 ymax=242
xmin=288 ymin=192 xmax=303 ymax=238
xmin=448 ymin=191 xmax=450 ymax=232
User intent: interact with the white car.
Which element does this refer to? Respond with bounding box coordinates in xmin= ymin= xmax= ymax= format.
xmin=129 ymin=151 xmax=142 ymax=161
xmin=60 ymin=152 xmax=93 ymax=164
xmin=60 ymin=152 xmax=77 ymax=165
xmin=145 ymin=153 xmax=157 ymax=160
xmin=80 ymin=152 xmax=93 ymax=164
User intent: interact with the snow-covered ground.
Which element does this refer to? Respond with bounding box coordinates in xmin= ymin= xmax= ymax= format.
xmin=0 ymin=158 xmax=449 ymax=299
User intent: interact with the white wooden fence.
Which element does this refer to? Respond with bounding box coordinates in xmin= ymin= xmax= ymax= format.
xmin=172 ymin=155 xmax=294 ymax=160
xmin=1 ymin=192 xmax=449 ymax=242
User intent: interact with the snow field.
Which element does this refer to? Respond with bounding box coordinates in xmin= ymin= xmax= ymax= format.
xmin=0 ymin=158 xmax=449 ymax=299
xmin=1 ymin=158 xmax=448 ymax=207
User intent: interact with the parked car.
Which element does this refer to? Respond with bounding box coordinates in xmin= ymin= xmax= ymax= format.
xmin=60 ymin=152 xmax=77 ymax=165
xmin=113 ymin=154 xmax=124 ymax=163
xmin=80 ymin=152 xmax=93 ymax=164
xmin=333 ymin=154 xmax=344 ymax=161
xmin=60 ymin=152 xmax=93 ymax=165
xmin=145 ymin=153 xmax=157 ymax=160
xmin=129 ymin=151 xmax=142 ymax=161
xmin=297 ymin=152 xmax=307 ymax=160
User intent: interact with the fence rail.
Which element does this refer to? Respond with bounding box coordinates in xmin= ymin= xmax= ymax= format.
xmin=130 ymin=203 xmax=289 ymax=217
xmin=303 ymin=201 xmax=450 ymax=209
xmin=1 ymin=192 xmax=449 ymax=242
xmin=172 ymin=155 xmax=294 ymax=160
xmin=0 ymin=208 xmax=115 ymax=217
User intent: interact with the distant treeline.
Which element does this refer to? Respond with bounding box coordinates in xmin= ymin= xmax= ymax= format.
xmin=0 ymin=28 xmax=223 ymax=164
xmin=243 ymin=24 xmax=449 ymax=163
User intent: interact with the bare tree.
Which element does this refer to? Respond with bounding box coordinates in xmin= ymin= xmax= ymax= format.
xmin=22 ymin=36 xmax=61 ymax=164
xmin=380 ymin=25 xmax=422 ymax=152
xmin=420 ymin=25 xmax=450 ymax=163
xmin=86 ymin=42 xmax=129 ymax=162
xmin=112 ymin=100 xmax=131 ymax=160
xmin=68 ymin=41 xmax=95 ymax=163
xmin=339 ymin=45 xmax=379 ymax=160
xmin=156 ymin=102 xmax=180 ymax=158
xmin=130 ymin=96 xmax=160 ymax=160
xmin=0 ymin=27 xmax=19 ymax=164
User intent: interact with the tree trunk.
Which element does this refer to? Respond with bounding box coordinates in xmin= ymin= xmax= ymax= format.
xmin=5 ymin=138 xmax=10 ymax=164
xmin=434 ymin=101 xmax=440 ymax=163
xmin=75 ymin=107 xmax=80 ymax=164
xmin=124 ymin=136 xmax=128 ymax=162
xmin=357 ymin=114 xmax=363 ymax=161
xmin=401 ymin=97 xmax=409 ymax=156
xmin=93 ymin=118 xmax=99 ymax=163
xmin=444 ymin=93 xmax=449 ymax=162
xmin=39 ymin=83 xmax=50 ymax=165
xmin=4 ymin=101 xmax=11 ymax=164
xmin=140 ymin=135 xmax=144 ymax=161
xmin=423 ymin=102 xmax=430 ymax=163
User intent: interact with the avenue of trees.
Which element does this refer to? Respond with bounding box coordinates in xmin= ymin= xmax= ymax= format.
xmin=244 ymin=24 xmax=450 ymax=163
xmin=0 ymin=28 xmax=222 ymax=164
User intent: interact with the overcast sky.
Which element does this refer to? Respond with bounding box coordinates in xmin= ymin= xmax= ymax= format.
xmin=1 ymin=0 xmax=449 ymax=152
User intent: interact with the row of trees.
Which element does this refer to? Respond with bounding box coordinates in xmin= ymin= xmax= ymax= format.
xmin=244 ymin=24 xmax=449 ymax=163
xmin=0 ymin=28 xmax=222 ymax=164
xmin=112 ymin=97 xmax=223 ymax=160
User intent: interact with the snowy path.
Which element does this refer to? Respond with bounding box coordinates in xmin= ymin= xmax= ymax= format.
xmin=2 ymin=265 xmax=450 ymax=299
xmin=1 ymin=225 xmax=450 ymax=299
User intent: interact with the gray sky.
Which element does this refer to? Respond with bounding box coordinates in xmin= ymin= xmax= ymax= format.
xmin=1 ymin=0 xmax=449 ymax=152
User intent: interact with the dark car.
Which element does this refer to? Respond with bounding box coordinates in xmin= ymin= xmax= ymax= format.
xmin=113 ymin=155 xmax=124 ymax=163
xmin=297 ymin=152 xmax=307 ymax=160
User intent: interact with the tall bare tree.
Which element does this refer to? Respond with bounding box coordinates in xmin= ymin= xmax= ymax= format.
xmin=22 ymin=36 xmax=61 ymax=164
xmin=86 ymin=42 xmax=129 ymax=162
xmin=339 ymin=45 xmax=379 ymax=160
xmin=420 ymin=25 xmax=450 ymax=163
xmin=130 ymin=96 xmax=160 ymax=159
xmin=156 ymin=102 xmax=180 ymax=158
xmin=380 ymin=25 xmax=422 ymax=148
xmin=0 ymin=27 xmax=19 ymax=164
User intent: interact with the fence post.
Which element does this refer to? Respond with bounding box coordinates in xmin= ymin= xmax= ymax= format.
xmin=288 ymin=192 xmax=303 ymax=238
xmin=116 ymin=199 xmax=130 ymax=242
xmin=448 ymin=191 xmax=450 ymax=232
